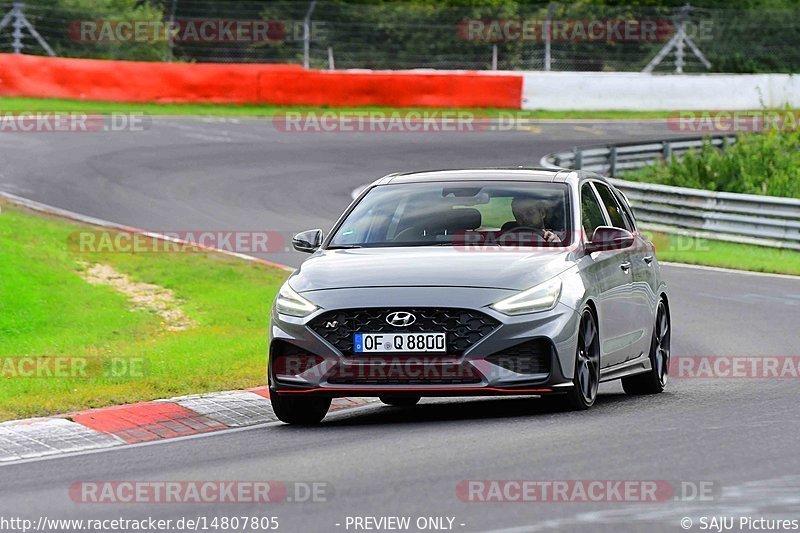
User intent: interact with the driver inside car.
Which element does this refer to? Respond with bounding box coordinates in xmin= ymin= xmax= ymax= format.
xmin=502 ymin=196 xmax=562 ymax=243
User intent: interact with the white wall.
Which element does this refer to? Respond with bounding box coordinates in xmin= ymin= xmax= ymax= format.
xmin=520 ymin=71 xmax=799 ymax=110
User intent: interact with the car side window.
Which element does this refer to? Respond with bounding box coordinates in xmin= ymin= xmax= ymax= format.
xmin=613 ymin=189 xmax=637 ymax=231
xmin=580 ymin=183 xmax=607 ymax=240
xmin=594 ymin=182 xmax=630 ymax=230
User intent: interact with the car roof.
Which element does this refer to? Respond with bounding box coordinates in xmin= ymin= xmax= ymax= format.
xmin=372 ymin=168 xmax=609 ymax=186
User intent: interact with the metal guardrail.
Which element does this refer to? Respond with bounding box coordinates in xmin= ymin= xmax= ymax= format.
xmin=541 ymin=133 xmax=737 ymax=175
xmin=540 ymin=134 xmax=800 ymax=251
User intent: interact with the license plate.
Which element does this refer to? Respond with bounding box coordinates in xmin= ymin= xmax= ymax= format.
xmin=354 ymin=333 xmax=447 ymax=353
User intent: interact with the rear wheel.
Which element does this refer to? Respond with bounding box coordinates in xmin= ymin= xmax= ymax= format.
xmin=380 ymin=396 xmax=421 ymax=407
xmin=563 ymin=308 xmax=600 ymax=410
xmin=270 ymin=393 xmax=331 ymax=425
xmin=622 ymin=299 xmax=670 ymax=395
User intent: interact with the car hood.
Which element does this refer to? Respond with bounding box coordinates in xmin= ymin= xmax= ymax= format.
xmin=290 ymin=247 xmax=576 ymax=292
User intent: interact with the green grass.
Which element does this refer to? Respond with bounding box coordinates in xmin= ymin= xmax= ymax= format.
xmin=648 ymin=231 xmax=800 ymax=276
xmin=3 ymin=96 xmax=792 ymax=121
xmin=0 ymin=96 xmax=683 ymax=119
xmin=0 ymin=200 xmax=288 ymax=421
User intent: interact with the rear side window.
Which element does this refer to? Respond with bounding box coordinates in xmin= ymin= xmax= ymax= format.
xmin=594 ymin=182 xmax=630 ymax=230
xmin=613 ymin=189 xmax=637 ymax=230
xmin=580 ymin=184 xmax=607 ymax=239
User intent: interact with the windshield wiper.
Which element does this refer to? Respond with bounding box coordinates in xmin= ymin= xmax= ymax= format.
xmin=399 ymin=242 xmax=456 ymax=247
xmin=326 ymin=244 xmax=362 ymax=249
xmin=327 ymin=242 xmax=457 ymax=249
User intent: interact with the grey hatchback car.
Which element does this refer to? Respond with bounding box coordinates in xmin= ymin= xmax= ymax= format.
xmin=268 ymin=168 xmax=671 ymax=424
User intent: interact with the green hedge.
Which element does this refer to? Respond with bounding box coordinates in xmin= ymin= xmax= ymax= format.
xmin=623 ymin=129 xmax=800 ymax=198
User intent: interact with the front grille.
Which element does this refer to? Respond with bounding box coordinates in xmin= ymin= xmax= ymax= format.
xmin=270 ymin=341 xmax=325 ymax=382
xmin=309 ymin=308 xmax=500 ymax=355
xmin=327 ymin=358 xmax=483 ymax=385
xmin=327 ymin=376 xmax=482 ymax=385
xmin=486 ymin=339 xmax=552 ymax=375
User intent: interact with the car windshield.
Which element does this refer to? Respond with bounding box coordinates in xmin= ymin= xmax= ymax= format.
xmin=328 ymin=181 xmax=571 ymax=248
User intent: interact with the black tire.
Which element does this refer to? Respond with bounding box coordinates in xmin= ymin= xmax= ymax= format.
xmin=622 ymin=299 xmax=671 ymax=395
xmin=270 ymin=393 xmax=331 ymax=425
xmin=379 ymin=396 xmax=421 ymax=407
xmin=563 ymin=308 xmax=601 ymax=410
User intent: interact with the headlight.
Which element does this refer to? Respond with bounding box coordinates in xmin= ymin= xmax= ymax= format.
xmin=275 ymin=282 xmax=318 ymax=317
xmin=491 ymin=278 xmax=562 ymax=315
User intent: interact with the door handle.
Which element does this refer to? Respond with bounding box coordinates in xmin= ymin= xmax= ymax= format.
xmin=620 ymin=261 xmax=632 ymax=273
xmin=643 ymin=255 xmax=654 ymax=265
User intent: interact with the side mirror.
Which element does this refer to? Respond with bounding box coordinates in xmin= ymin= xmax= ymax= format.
xmin=585 ymin=226 xmax=634 ymax=254
xmin=292 ymin=229 xmax=323 ymax=253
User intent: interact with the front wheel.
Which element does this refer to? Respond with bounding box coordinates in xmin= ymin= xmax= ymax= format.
xmin=270 ymin=393 xmax=331 ymax=425
xmin=563 ymin=308 xmax=600 ymax=410
xmin=380 ymin=396 xmax=421 ymax=407
xmin=622 ymin=299 xmax=670 ymax=395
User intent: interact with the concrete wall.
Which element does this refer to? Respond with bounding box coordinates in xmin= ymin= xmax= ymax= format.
xmin=521 ymin=71 xmax=800 ymax=110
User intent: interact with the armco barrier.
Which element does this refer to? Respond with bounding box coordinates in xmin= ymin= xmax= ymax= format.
xmin=0 ymin=54 xmax=522 ymax=108
xmin=541 ymin=134 xmax=737 ymax=175
xmin=541 ymin=135 xmax=800 ymax=251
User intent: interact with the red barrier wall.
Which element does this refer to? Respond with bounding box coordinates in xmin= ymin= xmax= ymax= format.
xmin=257 ymin=70 xmax=522 ymax=108
xmin=0 ymin=54 xmax=522 ymax=108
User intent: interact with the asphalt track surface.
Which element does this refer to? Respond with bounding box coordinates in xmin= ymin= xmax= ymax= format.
xmin=1 ymin=118 xmax=799 ymax=533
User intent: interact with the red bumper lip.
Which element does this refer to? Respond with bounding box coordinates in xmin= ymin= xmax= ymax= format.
xmin=273 ymin=386 xmax=555 ymax=396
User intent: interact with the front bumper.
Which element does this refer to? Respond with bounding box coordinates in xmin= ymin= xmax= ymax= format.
xmin=268 ymin=287 xmax=580 ymax=397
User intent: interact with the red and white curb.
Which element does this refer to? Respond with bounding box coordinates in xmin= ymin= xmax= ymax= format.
xmin=0 ymin=389 xmax=377 ymax=463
